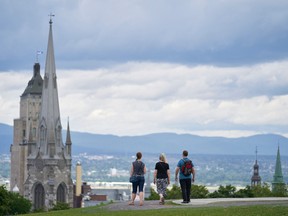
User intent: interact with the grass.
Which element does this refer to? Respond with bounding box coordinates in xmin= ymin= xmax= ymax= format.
xmin=21 ymin=204 xmax=288 ymax=216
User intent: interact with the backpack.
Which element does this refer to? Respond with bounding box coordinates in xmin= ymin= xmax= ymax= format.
xmin=181 ymin=159 xmax=193 ymax=176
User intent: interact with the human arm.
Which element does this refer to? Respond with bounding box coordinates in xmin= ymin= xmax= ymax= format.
xmin=130 ymin=163 xmax=134 ymax=177
xmin=191 ymin=167 xmax=196 ymax=182
xmin=153 ymin=169 xmax=157 ymax=184
xmin=167 ymin=169 xmax=171 ymax=185
xmin=175 ymin=166 xmax=180 ymax=182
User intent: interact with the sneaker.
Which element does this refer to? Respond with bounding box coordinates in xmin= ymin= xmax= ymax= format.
xmin=181 ymin=201 xmax=188 ymax=204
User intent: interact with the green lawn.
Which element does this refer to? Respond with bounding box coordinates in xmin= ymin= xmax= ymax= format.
xmin=22 ymin=204 xmax=288 ymax=216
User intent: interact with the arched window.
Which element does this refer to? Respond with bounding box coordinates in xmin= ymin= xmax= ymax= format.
xmin=34 ymin=183 xmax=45 ymax=210
xmin=57 ymin=183 xmax=66 ymax=203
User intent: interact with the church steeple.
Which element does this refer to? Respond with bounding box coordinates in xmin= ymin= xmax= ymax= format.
xmin=38 ymin=15 xmax=63 ymax=157
xmin=65 ymin=120 xmax=72 ymax=156
xmin=272 ymin=145 xmax=285 ymax=193
xmin=251 ymin=146 xmax=261 ymax=186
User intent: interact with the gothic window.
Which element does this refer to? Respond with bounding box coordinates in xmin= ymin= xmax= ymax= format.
xmin=34 ymin=183 xmax=45 ymax=210
xmin=33 ymin=127 xmax=36 ymax=138
xmin=40 ymin=126 xmax=45 ymax=146
xmin=57 ymin=126 xmax=61 ymax=145
xmin=57 ymin=183 xmax=66 ymax=203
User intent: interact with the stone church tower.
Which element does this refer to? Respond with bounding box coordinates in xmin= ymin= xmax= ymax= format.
xmin=11 ymin=17 xmax=73 ymax=210
xmin=10 ymin=62 xmax=43 ymax=195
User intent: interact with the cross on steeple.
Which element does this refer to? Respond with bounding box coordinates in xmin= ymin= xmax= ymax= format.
xmin=49 ymin=13 xmax=55 ymax=24
xmin=255 ymin=146 xmax=258 ymax=161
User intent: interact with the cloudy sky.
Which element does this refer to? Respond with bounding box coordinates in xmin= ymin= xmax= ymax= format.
xmin=1 ymin=0 xmax=288 ymax=138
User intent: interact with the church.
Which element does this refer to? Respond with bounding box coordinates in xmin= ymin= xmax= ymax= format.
xmin=10 ymin=17 xmax=73 ymax=210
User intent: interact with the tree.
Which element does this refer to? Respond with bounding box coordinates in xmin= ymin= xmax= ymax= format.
xmin=0 ymin=185 xmax=10 ymax=215
xmin=208 ymin=185 xmax=236 ymax=198
xmin=0 ymin=185 xmax=32 ymax=215
xmin=272 ymin=184 xmax=287 ymax=197
xmin=234 ymin=186 xmax=253 ymax=198
xmin=166 ymin=185 xmax=182 ymax=199
xmin=191 ymin=184 xmax=209 ymax=198
xmin=8 ymin=192 xmax=32 ymax=215
xmin=252 ymin=183 xmax=273 ymax=197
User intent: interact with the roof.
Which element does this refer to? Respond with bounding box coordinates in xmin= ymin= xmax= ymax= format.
xmin=21 ymin=63 xmax=43 ymax=97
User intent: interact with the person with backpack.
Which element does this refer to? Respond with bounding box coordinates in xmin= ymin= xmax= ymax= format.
xmin=129 ymin=152 xmax=146 ymax=206
xmin=175 ymin=150 xmax=195 ymax=203
xmin=154 ymin=153 xmax=170 ymax=205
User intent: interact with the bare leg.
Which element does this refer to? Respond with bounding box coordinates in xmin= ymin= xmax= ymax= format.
xmin=129 ymin=193 xmax=136 ymax=205
xmin=139 ymin=192 xmax=144 ymax=206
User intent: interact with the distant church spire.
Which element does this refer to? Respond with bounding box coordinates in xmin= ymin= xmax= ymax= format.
xmin=38 ymin=14 xmax=63 ymax=157
xmin=65 ymin=119 xmax=72 ymax=156
xmin=272 ymin=145 xmax=285 ymax=193
xmin=251 ymin=146 xmax=261 ymax=186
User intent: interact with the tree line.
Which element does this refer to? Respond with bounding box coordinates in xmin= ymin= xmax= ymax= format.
xmin=146 ymin=183 xmax=288 ymax=200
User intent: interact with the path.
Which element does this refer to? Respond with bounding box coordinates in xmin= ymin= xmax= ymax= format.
xmin=103 ymin=197 xmax=288 ymax=211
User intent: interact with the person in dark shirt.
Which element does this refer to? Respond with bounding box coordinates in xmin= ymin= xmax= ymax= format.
xmin=154 ymin=153 xmax=170 ymax=204
xmin=129 ymin=152 xmax=146 ymax=206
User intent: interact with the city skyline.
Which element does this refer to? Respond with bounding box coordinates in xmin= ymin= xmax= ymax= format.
xmin=1 ymin=1 xmax=288 ymax=138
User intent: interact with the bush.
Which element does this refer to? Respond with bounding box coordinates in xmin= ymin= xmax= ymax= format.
xmin=145 ymin=188 xmax=160 ymax=200
xmin=252 ymin=183 xmax=273 ymax=197
xmin=166 ymin=185 xmax=182 ymax=199
xmin=0 ymin=185 xmax=32 ymax=215
xmin=234 ymin=186 xmax=253 ymax=198
xmin=50 ymin=202 xmax=70 ymax=211
xmin=272 ymin=184 xmax=287 ymax=197
xmin=191 ymin=184 xmax=209 ymax=198
xmin=208 ymin=185 xmax=236 ymax=198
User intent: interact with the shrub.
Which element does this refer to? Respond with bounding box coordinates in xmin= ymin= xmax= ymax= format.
xmin=0 ymin=185 xmax=32 ymax=215
xmin=252 ymin=183 xmax=273 ymax=197
xmin=145 ymin=188 xmax=160 ymax=200
xmin=50 ymin=202 xmax=70 ymax=211
xmin=191 ymin=184 xmax=209 ymax=198
xmin=208 ymin=185 xmax=236 ymax=198
xmin=166 ymin=185 xmax=182 ymax=199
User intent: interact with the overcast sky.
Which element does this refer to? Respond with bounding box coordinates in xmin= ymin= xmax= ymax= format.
xmin=1 ymin=0 xmax=288 ymax=138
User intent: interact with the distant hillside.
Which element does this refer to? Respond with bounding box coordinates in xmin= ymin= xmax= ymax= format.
xmin=0 ymin=123 xmax=13 ymax=154
xmin=1 ymin=123 xmax=287 ymax=155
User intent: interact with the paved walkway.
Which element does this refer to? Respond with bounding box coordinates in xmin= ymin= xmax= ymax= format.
xmin=103 ymin=197 xmax=288 ymax=211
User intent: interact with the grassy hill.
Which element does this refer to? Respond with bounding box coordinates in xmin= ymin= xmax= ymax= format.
xmin=25 ymin=203 xmax=288 ymax=216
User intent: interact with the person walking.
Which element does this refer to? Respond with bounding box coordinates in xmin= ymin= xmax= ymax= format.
xmin=154 ymin=153 xmax=170 ymax=205
xmin=129 ymin=152 xmax=146 ymax=206
xmin=175 ymin=150 xmax=195 ymax=203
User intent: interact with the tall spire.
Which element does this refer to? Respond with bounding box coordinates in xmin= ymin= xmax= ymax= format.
xmin=272 ymin=145 xmax=285 ymax=193
xmin=65 ymin=119 xmax=72 ymax=156
xmin=38 ymin=16 xmax=63 ymax=156
xmin=273 ymin=145 xmax=284 ymax=183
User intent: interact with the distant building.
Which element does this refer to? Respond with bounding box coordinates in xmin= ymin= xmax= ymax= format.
xmin=251 ymin=147 xmax=261 ymax=186
xmin=272 ymin=146 xmax=285 ymax=193
xmin=10 ymin=17 xmax=73 ymax=210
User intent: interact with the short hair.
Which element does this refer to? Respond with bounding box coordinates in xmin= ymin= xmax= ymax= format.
xmin=183 ymin=150 xmax=188 ymax=157
xmin=136 ymin=152 xmax=142 ymax=159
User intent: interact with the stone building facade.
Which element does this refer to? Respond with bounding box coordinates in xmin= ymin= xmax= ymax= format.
xmin=10 ymin=18 xmax=73 ymax=210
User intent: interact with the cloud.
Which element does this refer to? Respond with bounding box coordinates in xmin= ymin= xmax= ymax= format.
xmin=1 ymin=60 xmax=287 ymax=137
xmin=1 ymin=0 xmax=288 ymax=70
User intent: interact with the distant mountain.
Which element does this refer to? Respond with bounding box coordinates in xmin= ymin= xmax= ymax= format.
xmin=1 ymin=123 xmax=287 ymax=155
